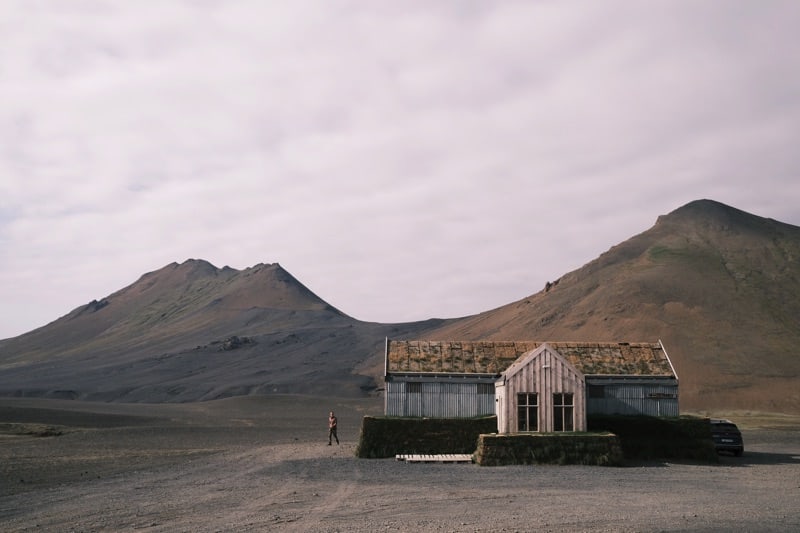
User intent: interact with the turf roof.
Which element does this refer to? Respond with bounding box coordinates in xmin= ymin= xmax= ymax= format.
xmin=386 ymin=340 xmax=675 ymax=377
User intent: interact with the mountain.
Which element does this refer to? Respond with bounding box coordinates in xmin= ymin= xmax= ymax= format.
xmin=422 ymin=199 xmax=800 ymax=414
xmin=0 ymin=260 xmax=450 ymax=401
xmin=1 ymin=199 xmax=798 ymax=413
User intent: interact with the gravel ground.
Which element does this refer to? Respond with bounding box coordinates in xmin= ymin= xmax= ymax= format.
xmin=1 ymin=396 xmax=799 ymax=532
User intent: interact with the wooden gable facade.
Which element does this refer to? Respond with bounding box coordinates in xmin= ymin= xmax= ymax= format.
xmin=495 ymin=344 xmax=587 ymax=432
xmin=384 ymin=339 xmax=679 ymax=433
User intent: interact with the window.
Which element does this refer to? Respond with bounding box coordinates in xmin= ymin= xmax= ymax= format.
xmin=553 ymin=393 xmax=574 ymax=431
xmin=517 ymin=393 xmax=538 ymax=431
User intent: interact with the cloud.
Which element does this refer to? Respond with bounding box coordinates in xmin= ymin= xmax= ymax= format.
xmin=1 ymin=0 xmax=799 ymax=337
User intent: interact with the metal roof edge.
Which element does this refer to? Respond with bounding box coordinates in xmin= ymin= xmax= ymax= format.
xmin=659 ymin=339 xmax=679 ymax=381
xmin=387 ymin=371 xmax=500 ymax=377
xmin=585 ymin=374 xmax=677 ymax=378
xmin=384 ymin=337 xmax=389 ymax=377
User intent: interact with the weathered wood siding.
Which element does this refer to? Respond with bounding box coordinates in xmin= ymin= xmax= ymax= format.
xmin=496 ymin=346 xmax=587 ymax=433
xmin=385 ymin=380 xmax=496 ymax=418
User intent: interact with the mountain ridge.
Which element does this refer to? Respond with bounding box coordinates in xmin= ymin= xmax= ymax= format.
xmin=422 ymin=199 xmax=800 ymax=412
xmin=0 ymin=258 xmax=450 ymax=401
xmin=1 ymin=199 xmax=798 ymax=412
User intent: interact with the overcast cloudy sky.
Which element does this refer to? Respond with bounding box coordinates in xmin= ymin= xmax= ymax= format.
xmin=1 ymin=1 xmax=799 ymax=339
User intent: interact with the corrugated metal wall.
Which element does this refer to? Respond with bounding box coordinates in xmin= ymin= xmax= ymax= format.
xmin=385 ymin=380 xmax=495 ymax=418
xmin=586 ymin=380 xmax=679 ymax=417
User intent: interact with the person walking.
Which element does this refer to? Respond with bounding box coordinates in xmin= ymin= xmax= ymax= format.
xmin=328 ymin=411 xmax=339 ymax=445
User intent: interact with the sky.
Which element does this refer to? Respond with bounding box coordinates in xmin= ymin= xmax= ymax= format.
xmin=1 ymin=1 xmax=799 ymax=339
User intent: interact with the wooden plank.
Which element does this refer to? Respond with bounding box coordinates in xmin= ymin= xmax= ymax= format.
xmin=395 ymin=454 xmax=473 ymax=463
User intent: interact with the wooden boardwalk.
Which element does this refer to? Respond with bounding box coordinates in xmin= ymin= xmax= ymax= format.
xmin=395 ymin=454 xmax=473 ymax=463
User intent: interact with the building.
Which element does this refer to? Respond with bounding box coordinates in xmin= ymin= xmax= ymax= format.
xmin=384 ymin=339 xmax=679 ymax=433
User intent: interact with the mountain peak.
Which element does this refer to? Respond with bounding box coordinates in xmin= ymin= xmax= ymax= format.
xmin=661 ymin=199 xmax=749 ymax=224
xmin=1 ymin=202 xmax=799 ymax=412
xmin=655 ymin=199 xmax=793 ymax=236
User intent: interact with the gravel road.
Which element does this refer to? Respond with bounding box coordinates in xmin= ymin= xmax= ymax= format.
xmin=1 ymin=396 xmax=798 ymax=532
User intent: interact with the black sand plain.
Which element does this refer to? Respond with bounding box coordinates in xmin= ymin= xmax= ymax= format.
xmin=2 ymin=395 xmax=799 ymax=532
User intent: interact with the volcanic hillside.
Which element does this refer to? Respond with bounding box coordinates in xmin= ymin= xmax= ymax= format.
xmin=0 ymin=261 xmax=448 ymax=401
xmin=0 ymin=199 xmax=798 ymax=413
xmin=424 ymin=199 xmax=800 ymax=414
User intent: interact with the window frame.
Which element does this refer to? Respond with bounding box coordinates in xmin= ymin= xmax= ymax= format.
xmin=516 ymin=392 xmax=539 ymax=432
xmin=553 ymin=392 xmax=574 ymax=432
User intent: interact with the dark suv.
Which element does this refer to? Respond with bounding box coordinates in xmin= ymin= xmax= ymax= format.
xmin=710 ymin=418 xmax=744 ymax=456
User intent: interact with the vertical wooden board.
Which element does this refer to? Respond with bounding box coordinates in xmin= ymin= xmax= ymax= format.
xmin=555 ymin=351 xmax=564 ymax=391
xmin=539 ymin=349 xmax=550 ymax=432
xmin=496 ymin=387 xmax=507 ymax=433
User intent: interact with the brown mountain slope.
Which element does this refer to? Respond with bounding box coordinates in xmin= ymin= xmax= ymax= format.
xmin=0 ymin=260 xmax=450 ymax=401
xmin=424 ymin=199 xmax=800 ymax=414
xmin=0 ymin=260 xmax=340 ymax=365
xmin=1 ymin=200 xmax=798 ymax=413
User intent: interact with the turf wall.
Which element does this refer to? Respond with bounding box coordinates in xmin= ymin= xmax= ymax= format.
xmin=355 ymin=416 xmax=497 ymax=458
xmin=474 ymin=432 xmax=624 ymax=466
xmin=588 ymin=414 xmax=717 ymax=462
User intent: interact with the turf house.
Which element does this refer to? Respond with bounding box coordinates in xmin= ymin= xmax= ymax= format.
xmin=383 ymin=339 xmax=679 ymax=433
